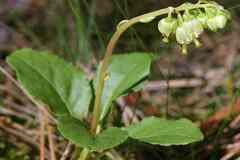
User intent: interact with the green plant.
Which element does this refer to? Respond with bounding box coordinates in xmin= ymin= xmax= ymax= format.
xmin=5 ymin=1 xmax=230 ymax=160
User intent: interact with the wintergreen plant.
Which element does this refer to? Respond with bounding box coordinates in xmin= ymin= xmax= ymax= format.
xmin=6 ymin=1 xmax=230 ymax=160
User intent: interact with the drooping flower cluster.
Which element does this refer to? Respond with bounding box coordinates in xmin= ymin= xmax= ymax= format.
xmin=158 ymin=1 xmax=231 ymax=54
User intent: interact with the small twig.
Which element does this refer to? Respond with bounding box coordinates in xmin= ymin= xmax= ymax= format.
xmin=0 ymin=85 xmax=27 ymax=102
xmin=47 ymin=126 xmax=57 ymax=160
xmin=3 ymin=68 xmax=14 ymax=108
xmin=0 ymin=119 xmax=39 ymax=148
xmin=60 ymin=142 xmax=74 ymax=160
xmin=0 ymin=107 xmax=34 ymax=121
xmin=7 ymin=101 xmax=38 ymax=117
xmin=0 ymin=66 xmax=56 ymax=122
xmin=45 ymin=109 xmax=57 ymax=160
xmin=105 ymin=150 xmax=125 ymax=160
xmin=40 ymin=110 xmax=46 ymax=160
xmin=143 ymin=79 xmax=203 ymax=91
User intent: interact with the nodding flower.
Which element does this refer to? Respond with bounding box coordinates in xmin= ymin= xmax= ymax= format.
xmin=206 ymin=10 xmax=230 ymax=31
xmin=158 ymin=17 xmax=178 ymax=42
xmin=157 ymin=1 xmax=230 ymax=54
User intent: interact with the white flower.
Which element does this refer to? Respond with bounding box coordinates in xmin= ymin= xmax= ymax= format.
xmin=188 ymin=19 xmax=204 ymax=38
xmin=176 ymin=19 xmax=203 ymax=45
xmin=158 ymin=17 xmax=178 ymax=38
xmin=207 ymin=14 xmax=228 ymax=31
xmin=176 ymin=24 xmax=193 ymax=45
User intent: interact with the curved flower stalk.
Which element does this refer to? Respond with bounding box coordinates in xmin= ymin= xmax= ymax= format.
xmin=91 ymin=0 xmax=231 ymax=133
xmin=88 ymin=1 xmax=231 ymax=159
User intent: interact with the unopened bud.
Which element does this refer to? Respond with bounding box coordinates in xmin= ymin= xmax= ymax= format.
xmin=162 ymin=37 xmax=169 ymax=43
xmin=194 ymin=39 xmax=201 ymax=47
xmin=181 ymin=45 xmax=188 ymax=55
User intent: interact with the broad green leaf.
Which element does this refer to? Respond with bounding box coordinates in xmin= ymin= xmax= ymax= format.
xmin=7 ymin=48 xmax=92 ymax=119
xmin=58 ymin=116 xmax=128 ymax=151
xmin=125 ymin=117 xmax=203 ymax=146
xmin=95 ymin=53 xmax=152 ymax=120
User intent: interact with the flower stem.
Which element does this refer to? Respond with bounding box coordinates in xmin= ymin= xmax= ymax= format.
xmin=105 ymin=150 xmax=125 ymax=160
xmin=78 ymin=149 xmax=90 ymax=160
xmin=90 ymin=3 xmax=213 ymax=134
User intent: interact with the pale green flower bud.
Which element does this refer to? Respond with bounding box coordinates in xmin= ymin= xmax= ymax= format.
xmin=205 ymin=3 xmax=230 ymax=31
xmin=176 ymin=19 xmax=203 ymax=45
xmin=215 ymin=14 xmax=228 ymax=28
xmin=158 ymin=17 xmax=178 ymax=38
xmin=182 ymin=11 xmax=204 ymax=38
xmin=186 ymin=9 xmax=208 ymax=28
xmin=176 ymin=24 xmax=193 ymax=45
xmin=207 ymin=13 xmax=228 ymax=31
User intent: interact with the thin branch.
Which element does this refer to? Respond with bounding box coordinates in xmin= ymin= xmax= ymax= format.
xmin=143 ymin=79 xmax=203 ymax=91
xmin=46 ymin=109 xmax=57 ymax=160
xmin=105 ymin=150 xmax=125 ymax=160
xmin=60 ymin=143 xmax=73 ymax=160
xmin=0 ymin=66 xmax=56 ymax=122
xmin=0 ymin=118 xmax=39 ymax=148
xmin=39 ymin=110 xmax=46 ymax=160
